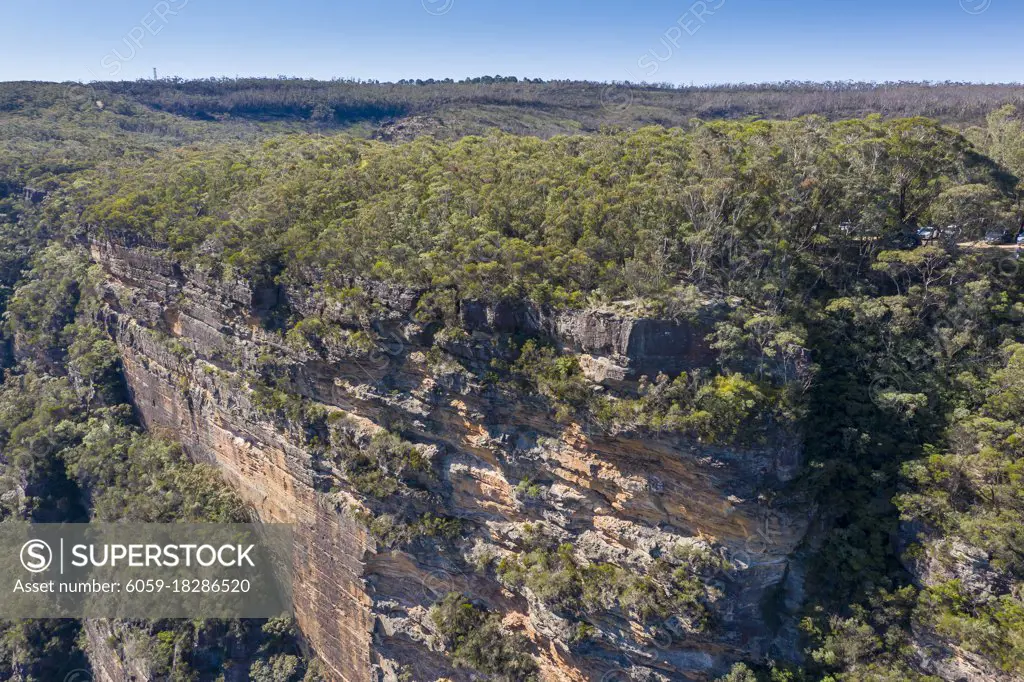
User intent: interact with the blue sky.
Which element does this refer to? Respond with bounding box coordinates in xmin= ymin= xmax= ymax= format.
xmin=2 ymin=0 xmax=1020 ymax=84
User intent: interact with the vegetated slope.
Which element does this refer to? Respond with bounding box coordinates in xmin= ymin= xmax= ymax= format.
xmin=2 ymin=79 xmax=1023 ymax=206
xmin=7 ymin=79 xmax=1024 ymax=144
xmin=81 ymin=78 xmax=1024 ymax=132
xmin=0 ymin=86 xmax=1023 ymax=679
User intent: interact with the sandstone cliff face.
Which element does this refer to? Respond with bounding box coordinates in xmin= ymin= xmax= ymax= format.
xmin=87 ymin=236 xmax=810 ymax=682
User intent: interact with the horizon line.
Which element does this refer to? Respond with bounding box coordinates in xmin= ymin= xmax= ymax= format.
xmin=6 ymin=76 xmax=1024 ymax=89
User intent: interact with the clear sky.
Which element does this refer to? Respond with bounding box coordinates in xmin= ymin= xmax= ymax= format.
xmin=1 ymin=0 xmax=1020 ymax=84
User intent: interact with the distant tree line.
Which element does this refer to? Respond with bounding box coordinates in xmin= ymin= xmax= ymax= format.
xmin=41 ymin=77 xmax=1024 ymax=128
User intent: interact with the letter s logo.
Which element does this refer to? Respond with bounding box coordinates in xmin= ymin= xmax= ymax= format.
xmin=20 ymin=539 xmax=52 ymax=573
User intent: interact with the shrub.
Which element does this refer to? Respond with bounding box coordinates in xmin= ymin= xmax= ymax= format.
xmin=333 ymin=430 xmax=432 ymax=499
xmin=429 ymin=594 xmax=538 ymax=681
xmin=497 ymin=537 xmax=711 ymax=629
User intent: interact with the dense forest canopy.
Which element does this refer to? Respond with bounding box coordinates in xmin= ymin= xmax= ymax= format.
xmin=58 ymin=115 xmax=1020 ymax=307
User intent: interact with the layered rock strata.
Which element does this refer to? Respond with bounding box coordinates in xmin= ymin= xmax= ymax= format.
xmin=88 ymin=236 xmax=809 ymax=682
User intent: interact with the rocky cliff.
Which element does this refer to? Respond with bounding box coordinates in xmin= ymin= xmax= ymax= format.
xmin=86 ymin=235 xmax=811 ymax=682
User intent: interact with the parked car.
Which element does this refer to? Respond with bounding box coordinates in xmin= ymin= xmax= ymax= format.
xmin=984 ymin=227 xmax=1015 ymax=245
xmin=917 ymin=226 xmax=938 ymax=241
xmin=886 ymin=231 xmax=922 ymax=250
xmin=1017 ymin=231 xmax=1024 ymax=245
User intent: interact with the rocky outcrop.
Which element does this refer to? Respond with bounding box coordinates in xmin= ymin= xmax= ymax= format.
xmin=459 ymin=299 xmax=719 ymax=389
xmin=900 ymin=528 xmax=1024 ymax=682
xmin=89 ymin=236 xmax=811 ymax=681
xmin=83 ymin=622 xmax=155 ymax=682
